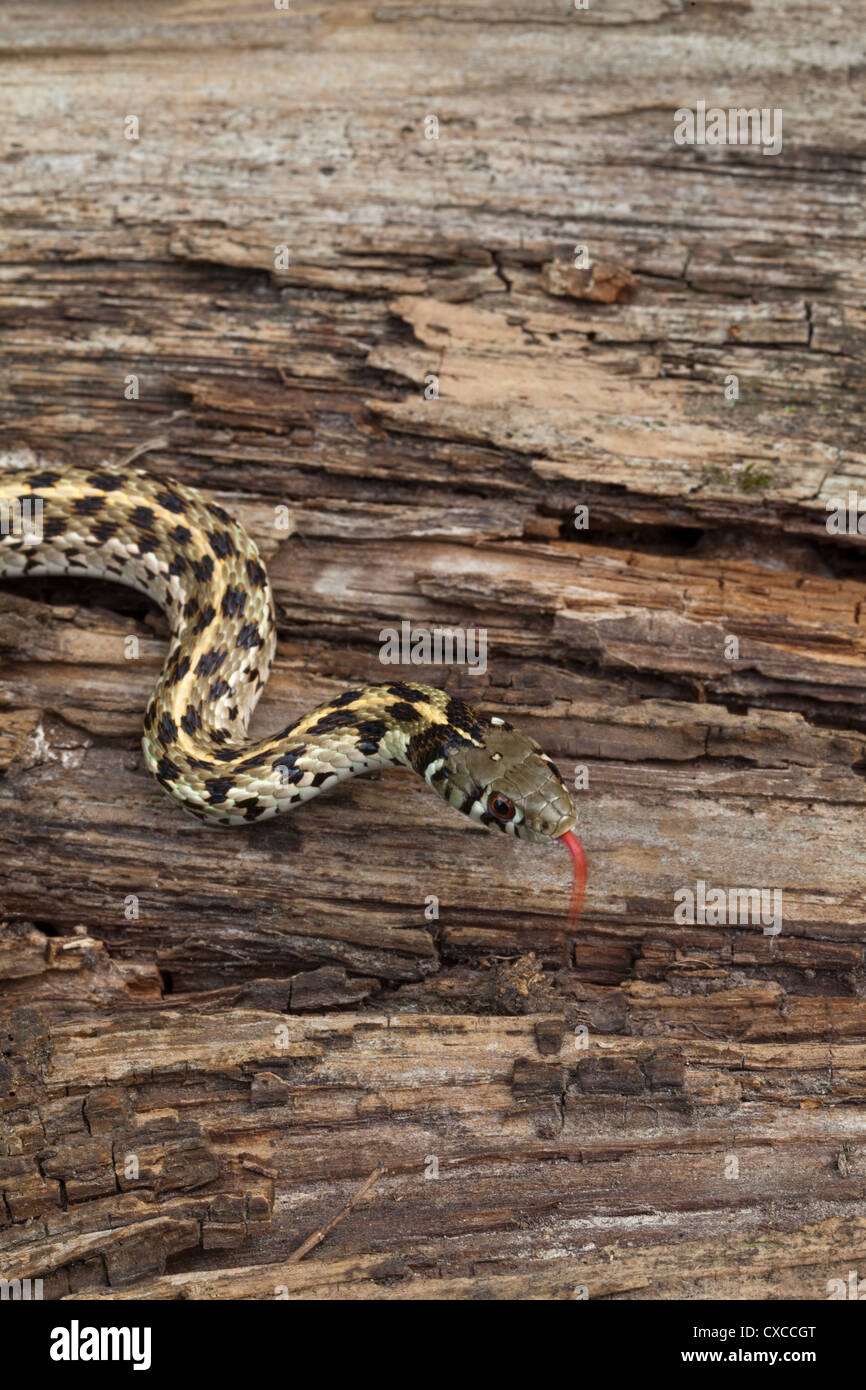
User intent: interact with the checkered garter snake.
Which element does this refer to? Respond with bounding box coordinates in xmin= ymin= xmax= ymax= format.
xmin=0 ymin=458 xmax=586 ymax=915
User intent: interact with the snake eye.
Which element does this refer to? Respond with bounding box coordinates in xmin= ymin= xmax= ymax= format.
xmin=488 ymin=792 xmax=515 ymax=822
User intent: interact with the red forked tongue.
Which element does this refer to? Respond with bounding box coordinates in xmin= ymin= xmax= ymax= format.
xmin=559 ymin=830 xmax=587 ymax=926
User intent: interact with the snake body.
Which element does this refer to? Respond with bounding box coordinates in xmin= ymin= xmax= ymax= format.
xmin=0 ymin=459 xmax=579 ymax=857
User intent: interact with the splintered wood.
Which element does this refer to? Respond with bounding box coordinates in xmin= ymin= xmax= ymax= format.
xmin=2 ymin=0 xmax=865 ymax=1301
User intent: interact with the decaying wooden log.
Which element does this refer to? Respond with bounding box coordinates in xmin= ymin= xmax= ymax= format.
xmin=2 ymin=0 xmax=866 ymax=1300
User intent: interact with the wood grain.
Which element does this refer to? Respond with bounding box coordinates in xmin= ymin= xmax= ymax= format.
xmin=1 ymin=0 xmax=865 ymax=1300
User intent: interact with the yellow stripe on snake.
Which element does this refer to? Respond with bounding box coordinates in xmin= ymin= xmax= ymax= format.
xmin=0 ymin=460 xmax=585 ymax=904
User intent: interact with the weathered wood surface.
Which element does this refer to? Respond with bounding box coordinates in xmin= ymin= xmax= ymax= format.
xmin=2 ymin=0 xmax=866 ymax=1300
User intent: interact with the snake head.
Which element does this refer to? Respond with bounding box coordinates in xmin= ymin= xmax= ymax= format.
xmin=427 ymin=722 xmax=578 ymax=843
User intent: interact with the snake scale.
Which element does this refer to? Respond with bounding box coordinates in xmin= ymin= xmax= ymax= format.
xmin=0 ymin=459 xmax=586 ymax=908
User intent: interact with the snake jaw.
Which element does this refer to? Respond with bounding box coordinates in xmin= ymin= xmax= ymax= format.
xmin=430 ymin=725 xmax=579 ymax=843
xmin=560 ymin=829 xmax=587 ymax=926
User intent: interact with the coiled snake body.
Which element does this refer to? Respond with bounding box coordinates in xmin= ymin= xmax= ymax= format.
xmin=0 ymin=459 xmax=585 ymax=901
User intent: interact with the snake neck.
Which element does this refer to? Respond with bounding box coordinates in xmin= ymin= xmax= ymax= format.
xmin=145 ymin=680 xmax=496 ymax=826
